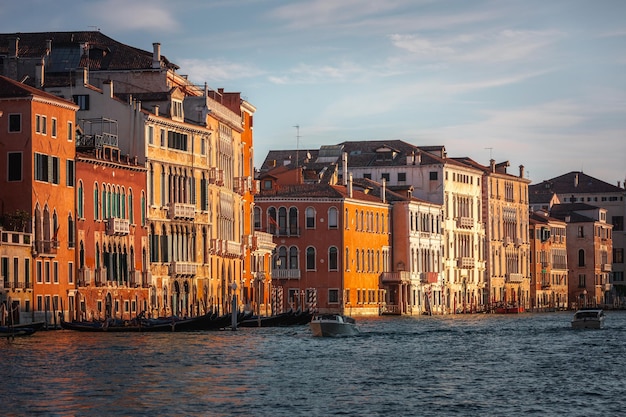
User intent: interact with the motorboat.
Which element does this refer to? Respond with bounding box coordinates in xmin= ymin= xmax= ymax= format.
xmin=571 ymin=308 xmax=606 ymax=329
xmin=309 ymin=314 xmax=360 ymax=337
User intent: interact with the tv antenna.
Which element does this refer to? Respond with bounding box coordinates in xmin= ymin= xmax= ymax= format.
xmin=485 ymin=147 xmax=494 ymax=160
xmin=294 ymin=125 xmax=301 ymax=167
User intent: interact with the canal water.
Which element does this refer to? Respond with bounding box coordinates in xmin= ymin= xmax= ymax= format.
xmin=3 ymin=311 xmax=626 ymax=416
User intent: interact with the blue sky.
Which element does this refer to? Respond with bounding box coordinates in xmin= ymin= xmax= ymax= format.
xmin=2 ymin=0 xmax=625 ymax=185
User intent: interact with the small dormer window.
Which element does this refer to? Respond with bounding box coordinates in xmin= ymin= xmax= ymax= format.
xmin=172 ymin=100 xmax=183 ymax=119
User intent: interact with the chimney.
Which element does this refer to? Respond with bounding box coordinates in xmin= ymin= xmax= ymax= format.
xmin=382 ymin=178 xmax=386 ymax=203
xmin=46 ymin=39 xmax=52 ymax=55
xmin=574 ymin=173 xmax=579 ymax=188
xmin=102 ymin=79 xmax=113 ymax=98
xmin=342 ymin=152 xmax=348 ymax=186
xmin=76 ymin=67 xmax=88 ymax=86
xmin=152 ymin=43 xmax=161 ymax=69
xmin=348 ymin=173 xmax=353 ymax=198
xmin=490 ymin=159 xmax=496 ymax=173
xmin=154 ymin=105 xmax=159 ymax=116
xmin=9 ymin=37 xmax=19 ymax=57
xmin=519 ymin=165 xmax=525 ymax=179
xmin=35 ymin=60 xmax=44 ymax=88
xmin=204 ymin=82 xmax=208 ymax=97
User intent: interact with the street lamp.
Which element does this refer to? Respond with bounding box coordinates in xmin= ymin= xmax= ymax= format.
xmin=583 ymin=289 xmax=588 ymax=308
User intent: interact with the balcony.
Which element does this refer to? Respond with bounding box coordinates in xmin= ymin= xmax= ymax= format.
xmin=380 ymin=271 xmax=412 ymax=284
xmin=541 ymin=281 xmax=551 ymax=289
xmin=251 ymin=180 xmax=261 ymax=195
xmin=77 ymin=267 xmax=92 ymax=286
xmin=1 ymin=281 xmax=33 ymax=290
xmin=106 ymin=217 xmax=130 ymax=236
xmin=168 ymin=202 xmax=195 ymax=220
xmin=602 ymin=264 xmax=612 ymax=272
xmin=170 ymin=262 xmax=198 ymax=276
xmin=94 ymin=268 xmax=106 ymax=286
xmin=456 ymin=217 xmax=473 ymax=229
xmin=507 ymin=273 xmax=525 ymax=283
xmin=224 ymin=240 xmax=243 ymax=258
xmin=457 ymin=257 xmax=474 ymax=269
xmin=421 ymin=272 xmax=439 ymax=284
xmin=234 ymin=177 xmax=250 ymax=195
xmin=1 ymin=230 xmax=32 ymax=246
xmin=272 ymin=268 xmax=301 ymax=280
xmin=33 ymin=240 xmax=59 ymax=257
xmin=603 ymin=283 xmax=612 ymax=292
xmin=208 ymin=168 xmax=224 ymax=186
xmin=253 ymin=231 xmax=275 ymax=252
xmin=210 ymin=238 xmax=222 ymax=255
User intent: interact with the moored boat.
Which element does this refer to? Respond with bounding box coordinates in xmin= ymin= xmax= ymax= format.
xmin=0 ymin=325 xmax=37 ymax=337
xmin=571 ymin=308 xmax=605 ymax=329
xmin=59 ymin=312 xmax=238 ymax=332
xmin=309 ymin=314 xmax=360 ymax=337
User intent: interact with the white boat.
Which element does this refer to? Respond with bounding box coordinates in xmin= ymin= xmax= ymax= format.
xmin=310 ymin=314 xmax=360 ymax=337
xmin=571 ymin=308 xmax=606 ymax=329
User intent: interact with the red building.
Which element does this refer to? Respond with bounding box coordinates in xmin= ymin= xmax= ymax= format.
xmin=73 ymin=118 xmax=148 ymax=320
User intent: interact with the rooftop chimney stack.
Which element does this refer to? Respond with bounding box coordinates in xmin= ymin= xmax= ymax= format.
xmin=490 ymin=159 xmax=496 ymax=173
xmin=574 ymin=173 xmax=579 ymax=188
xmin=35 ymin=60 xmax=44 ymax=88
xmin=343 ymin=152 xmax=348 ymax=186
xmin=348 ymin=173 xmax=353 ymax=198
xmin=519 ymin=165 xmax=525 ymax=179
xmin=152 ymin=43 xmax=161 ymax=69
xmin=382 ymin=178 xmax=386 ymax=203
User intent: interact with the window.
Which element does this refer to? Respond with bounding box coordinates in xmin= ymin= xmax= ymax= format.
xmin=66 ymin=160 xmax=75 ymax=187
xmin=34 ymin=153 xmax=59 ymax=184
xmin=306 ymin=207 xmax=315 ymax=228
xmin=398 ymin=172 xmax=406 ymax=182
xmin=328 ymin=207 xmax=338 ymax=229
xmin=329 ymin=247 xmax=338 ymax=271
xmin=614 ymin=248 xmax=624 ymax=264
xmin=36 ymin=261 xmax=42 ymax=283
xmin=41 ymin=116 xmax=47 ymax=134
xmin=148 ymin=126 xmax=154 ymax=145
xmin=73 ymin=95 xmax=90 ymax=110
xmin=167 ymin=131 xmax=188 ymax=151
xmin=8 ymin=114 xmax=21 ymax=132
xmin=328 ymin=289 xmax=339 ymax=304
xmin=7 ymin=152 xmax=22 ymax=181
xmin=68 ymin=262 xmax=74 ymax=284
xmin=53 ymin=261 xmax=59 ymax=283
xmin=578 ymin=249 xmax=585 ymax=267
xmin=381 ymin=173 xmax=390 ymax=182
xmin=67 ymin=121 xmax=73 ymax=141
xmin=253 ymin=207 xmax=261 ymax=230
xmin=612 ymin=216 xmax=624 ymax=232
xmin=577 ymin=226 xmax=584 ymax=238
xmin=429 ymin=171 xmax=438 ymax=181
xmin=306 ymin=247 xmax=316 ymax=270
xmin=172 ymin=100 xmax=183 ymax=118
xmin=363 ymin=173 xmax=371 ymax=179
xmin=263 ymin=180 xmax=272 ymax=190
xmin=51 ymin=118 xmax=57 ymax=138
xmin=68 ymin=215 xmax=75 ymax=248
xmin=578 ymin=274 xmax=586 ymax=288
xmin=160 ymin=129 xmax=166 ymax=147
xmin=77 ymin=181 xmax=84 ymax=218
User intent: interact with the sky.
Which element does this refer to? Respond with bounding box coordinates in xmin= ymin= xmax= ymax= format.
xmin=1 ymin=0 xmax=625 ymax=185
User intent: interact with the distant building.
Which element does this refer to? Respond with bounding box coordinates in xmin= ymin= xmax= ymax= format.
xmin=550 ymin=203 xmax=613 ymax=308
xmin=530 ymin=171 xmax=625 ymax=302
xmin=529 ymin=211 xmax=568 ymax=310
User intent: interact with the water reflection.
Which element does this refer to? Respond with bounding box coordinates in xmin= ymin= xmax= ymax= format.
xmin=3 ymin=312 xmax=626 ymax=416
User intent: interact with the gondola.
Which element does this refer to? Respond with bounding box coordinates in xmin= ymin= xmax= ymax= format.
xmin=239 ymin=309 xmax=313 ymax=327
xmin=0 ymin=325 xmax=37 ymax=337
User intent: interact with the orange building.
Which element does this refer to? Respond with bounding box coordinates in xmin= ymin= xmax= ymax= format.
xmin=73 ymin=118 xmax=149 ymax=321
xmin=255 ymin=172 xmax=391 ymax=316
xmin=0 ymin=75 xmax=79 ymax=324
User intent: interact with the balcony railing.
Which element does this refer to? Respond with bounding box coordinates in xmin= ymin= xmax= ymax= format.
xmin=421 ymin=272 xmax=439 ymax=284
xmin=272 ymin=269 xmax=301 ymax=279
xmin=77 ymin=267 xmax=91 ymax=286
xmin=170 ymin=262 xmax=198 ymax=276
xmin=168 ymin=202 xmax=196 ymax=220
xmin=208 ymin=168 xmax=224 ymax=186
xmin=380 ymin=271 xmax=412 ymax=283
xmin=457 ymin=257 xmax=474 ymax=269
xmin=1 ymin=231 xmax=32 ymax=246
xmin=225 ymin=240 xmax=242 ymax=257
xmin=106 ymin=217 xmax=130 ymax=236
xmin=253 ymin=231 xmax=275 ymax=251
xmin=33 ymin=240 xmax=59 ymax=256
xmin=602 ymin=264 xmax=612 ymax=272
xmin=1 ymin=280 xmax=33 ymax=290
xmin=456 ymin=217 xmax=473 ymax=228
xmin=541 ymin=280 xmax=551 ymax=289
xmin=507 ymin=273 xmax=525 ymax=283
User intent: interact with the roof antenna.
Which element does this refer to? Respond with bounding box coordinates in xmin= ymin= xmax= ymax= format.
xmin=88 ymin=26 xmax=101 ymax=31
xmin=294 ymin=125 xmax=301 ymax=168
xmin=485 ymin=147 xmax=493 ymax=160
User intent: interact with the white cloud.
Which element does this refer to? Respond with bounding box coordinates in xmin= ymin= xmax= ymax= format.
xmin=89 ymin=0 xmax=179 ymax=33
xmin=178 ymin=58 xmax=265 ymax=84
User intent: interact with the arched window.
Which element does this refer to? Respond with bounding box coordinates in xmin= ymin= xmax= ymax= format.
xmin=306 ymin=247 xmax=316 ymax=270
xmin=68 ymin=214 xmax=75 ymax=248
xmin=121 ymin=187 xmax=126 ymax=219
xmin=289 ymin=207 xmax=298 ymax=235
xmin=306 ymin=207 xmax=315 ymax=229
xmin=128 ymin=189 xmax=134 ymax=224
xmin=161 ymin=165 xmax=167 ymax=206
xmin=77 ymin=180 xmax=84 ymax=218
xmin=253 ymin=207 xmax=261 ymax=230
xmin=276 ymin=246 xmax=287 ymax=269
xmin=141 ymin=191 xmax=146 ymax=226
xmin=278 ymin=207 xmax=287 ymax=235
xmin=101 ymin=186 xmax=107 ymax=219
xmin=345 ymin=247 xmax=350 ymax=271
xmin=329 ymin=246 xmax=338 ymax=270
xmin=94 ymin=183 xmax=99 ymax=220
xmin=328 ymin=207 xmax=338 ymax=229
xmin=578 ymin=249 xmax=585 ymax=267
xmin=268 ymin=207 xmax=278 ymax=234
xmin=289 ymin=246 xmax=298 ymax=269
